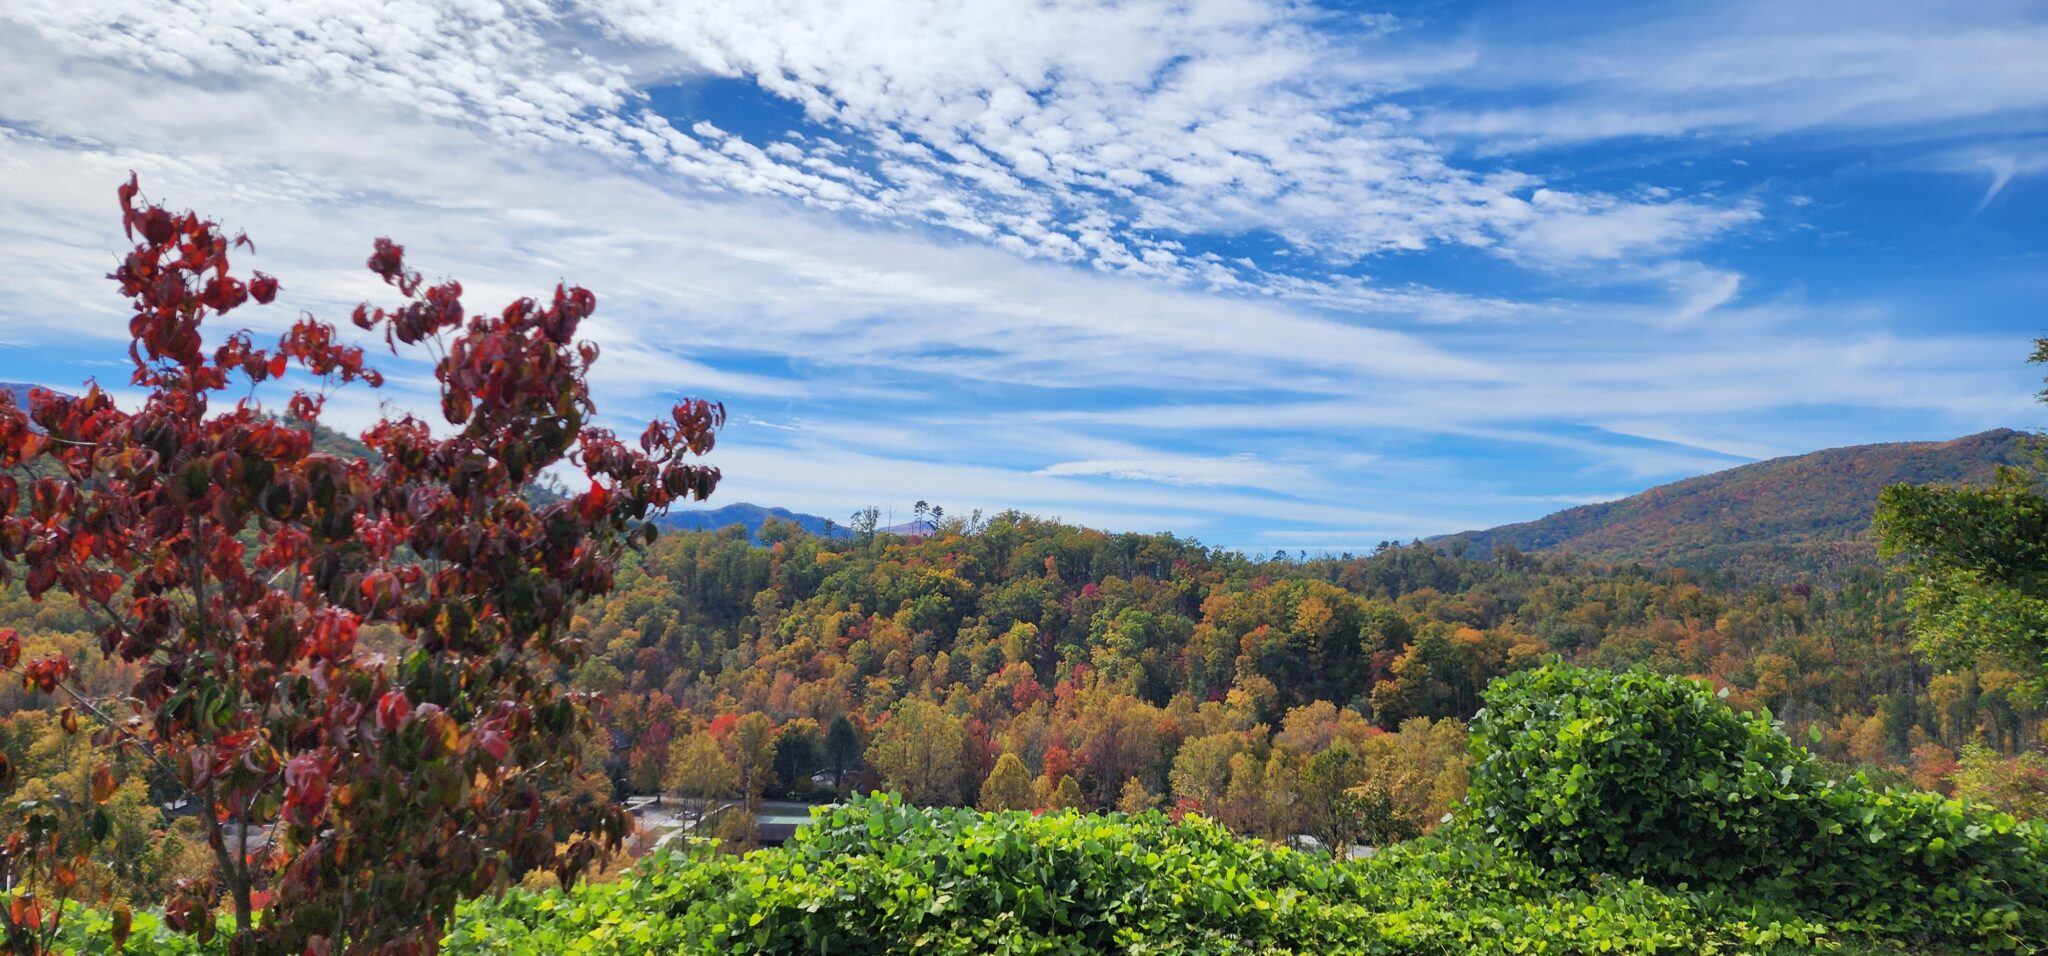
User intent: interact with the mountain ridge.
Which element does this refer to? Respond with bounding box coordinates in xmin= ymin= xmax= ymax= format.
xmin=655 ymin=502 xmax=848 ymax=542
xmin=1 ymin=382 xmax=41 ymax=412
xmin=1435 ymin=428 xmax=2035 ymax=580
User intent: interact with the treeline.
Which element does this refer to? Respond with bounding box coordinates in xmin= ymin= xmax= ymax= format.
xmin=566 ymin=511 xmax=2045 ymax=838
xmin=3 ymin=507 xmax=2043 ymax=909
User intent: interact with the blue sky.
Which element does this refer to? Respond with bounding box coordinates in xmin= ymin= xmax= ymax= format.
xmin=0 ymin=0 xmax=2043 ymax=552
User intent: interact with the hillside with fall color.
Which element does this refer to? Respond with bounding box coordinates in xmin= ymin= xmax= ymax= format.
xmin=1438 ymin=429 xmax=2034 ymax=580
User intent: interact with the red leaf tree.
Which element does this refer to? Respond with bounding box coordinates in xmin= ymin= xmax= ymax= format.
xmin=0 ymin=177 xmax=721 ymax=953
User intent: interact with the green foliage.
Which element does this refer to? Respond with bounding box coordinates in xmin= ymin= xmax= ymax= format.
xmin=54 ymin=905 xmax=240 ymax=955
xmin=1873 ymin=339 xmax=2048 ymax=700
xmin=1470 ymin=663 xmax=1820 ymax=885
xmin=823 ymin=715 xmax=861 ymax=789
xmin=1470 ymin=663 xmax=2048 ymax=950
xmin=436 ymin=794 xmax=1830 ymax=956
xmin=978 ymin=752 xmax=1034 ymax=812
xmin=1877 ymin=465 xmax=2048 ymax=699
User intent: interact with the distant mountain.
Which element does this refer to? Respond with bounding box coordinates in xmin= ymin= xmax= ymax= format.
xmin=656 ymin=502 xmax=848 ymax=542
xmin=1437 ymin=429 xmax=2036 ymax=580
xmin=1 ymin=383 xmax=42 ymax=413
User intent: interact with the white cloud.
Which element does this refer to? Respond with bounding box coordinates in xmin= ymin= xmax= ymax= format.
xmin=1591 ymin=421 xmax=1782 ymax=461
xmin=0 ymin=0 xmax=2039 ymax=550
xmin=1945 ymin=142 xmax=2048 ymax=208
xmin=0 ymin=0 xmax=1765 ymax=284
xmin=1422 ymin=0 xmax=2048 ymax=154
xmin=1501 ymin=190 xmax=1761 ymax=267
xmin=1035 ymin=454 xmax=1309 ymax=489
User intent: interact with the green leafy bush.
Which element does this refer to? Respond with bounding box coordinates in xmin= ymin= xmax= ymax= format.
xmin=1468 ymin=664 xmax=1823 ymax=885
xmin=1469 ymin=662 xmax=2048 ymax=950
xmin=436 ymin=795 xmax=1825 ymax=955
xmin=55 ymin=906 xmax=219 ymax=954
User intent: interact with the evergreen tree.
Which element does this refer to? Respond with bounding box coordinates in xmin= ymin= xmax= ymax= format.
xmin=771 ymin=719 xmax=822 ymax=795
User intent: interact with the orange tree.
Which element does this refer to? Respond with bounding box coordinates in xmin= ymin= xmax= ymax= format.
xmin=0 ymin=177 xmax=722 ymax=954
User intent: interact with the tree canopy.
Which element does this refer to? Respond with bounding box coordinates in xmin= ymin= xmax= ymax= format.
xmin=0 ymin=177 xmax=721 ymax=953
xmin=1878 ymin=340 xmax=2048 ymax=700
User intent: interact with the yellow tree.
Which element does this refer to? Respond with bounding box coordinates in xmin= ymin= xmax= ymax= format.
xmin=868 ymin=699 xmax=969 ymax=806
xmin=729 ymin=713 xmax=777 ymax=811
xmin=1357 ymin=716 xmax=1469 ymax=835
xmin=665 ymin=732 xmax=737 ymax=831
xmin=1116 ymin=777 xmax=1157 ymax=814
xmin=1044 ymin=774 xmax=1085 ymax=811
xmin=1169 ymin=733 xmax=1240 ymax=810
xmin=977 ymin=753 xmax=1034 ymax=812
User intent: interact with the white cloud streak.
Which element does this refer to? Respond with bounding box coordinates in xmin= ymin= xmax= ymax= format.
xmin=1421 ymin=0 xmax=2048 ymax=156
xmin=0 ymin=0 xmax=2039 ymax=548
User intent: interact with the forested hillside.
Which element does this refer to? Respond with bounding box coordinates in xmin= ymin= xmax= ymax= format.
xmin=1439 ymin=429 xmax=2032 ymax=580
xmin=3 ymin=185 xmax=2040 ymax=951
xmin=561 ymin=512 xmax=2043 ymax=834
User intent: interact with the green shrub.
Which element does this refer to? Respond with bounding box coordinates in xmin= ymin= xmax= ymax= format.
xmin=1798 ymin=780 xmax=2047 ymax=947
xmin=1469 ymin=662 xmax=2048 ymax=950
xmin=436 ymin=794 xmax=1829 ymax=955
xmin=1468 ymin=664 xmax=1823 ymax=886
xmin=55 ymin=905 xmax=220 ymax=954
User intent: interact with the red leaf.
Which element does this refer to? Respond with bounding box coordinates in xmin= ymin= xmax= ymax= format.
xmin=10 ymin=894 xmax=36 ymax=930
xmin=377 ymin=690 xmax=410 ymax=733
